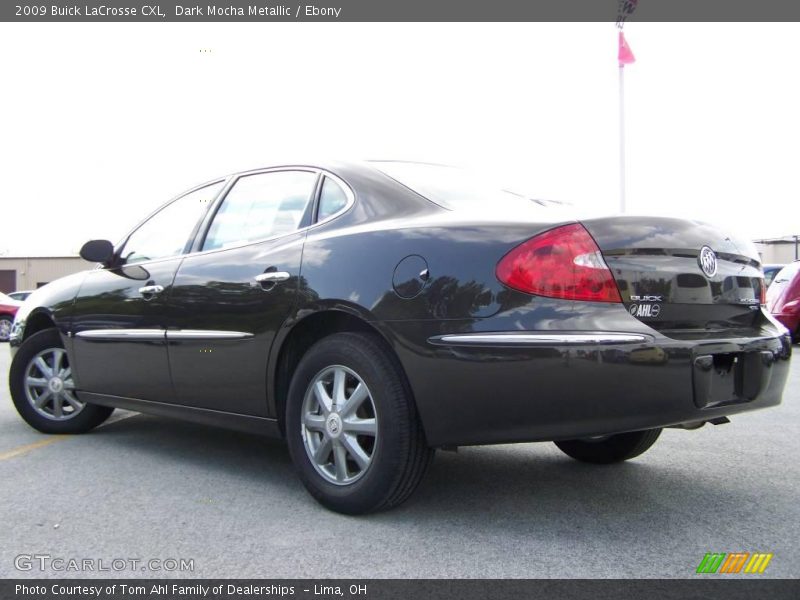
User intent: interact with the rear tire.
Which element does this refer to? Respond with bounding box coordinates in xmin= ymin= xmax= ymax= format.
xmin=554 ymin=428 xmax=662 ymax=464
xmin=10 ymin=328 xmax=114 ymax=434
xmin=285 ymin=332 xmax=434 ymax=514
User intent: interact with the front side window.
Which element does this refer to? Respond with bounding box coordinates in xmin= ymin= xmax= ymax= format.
xmin=203 ymin=171 xmax=317 ymax=251
xmin=121 ymin=182 xmax=223 ymax=264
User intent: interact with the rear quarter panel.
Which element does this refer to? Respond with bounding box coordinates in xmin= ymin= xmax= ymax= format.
xmin=295 ymin=197 xmax=604 ymax=445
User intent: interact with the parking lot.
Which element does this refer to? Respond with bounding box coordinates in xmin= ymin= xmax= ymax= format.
xmin=0 ymin=346 xmax=798 ymax=579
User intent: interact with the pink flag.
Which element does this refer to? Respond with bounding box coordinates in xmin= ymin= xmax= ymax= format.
xmin=618 ymin=31 xmax=636 ymax=66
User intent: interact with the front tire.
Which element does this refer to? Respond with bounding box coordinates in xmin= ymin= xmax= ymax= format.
xmin=286 ymin=332 xmax=433 ymax=514
xmin=10 ymin=328 xmax=114 ymax=434
xmin=554 ymin=429 xmax=662 ymax=464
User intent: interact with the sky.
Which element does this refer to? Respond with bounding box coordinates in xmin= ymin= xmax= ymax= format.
xmin=0 ymin=22 xmax=798 ymax=256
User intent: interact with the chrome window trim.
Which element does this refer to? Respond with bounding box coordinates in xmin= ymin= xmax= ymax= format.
xmin=104 ymin=166 xmax=356 ymax=269
xmin=166 ymin=330 xmax=254 ymax=340
xmin=75 ymin=329 xmax=165 ymax=340
xmin=428 ymin=332 xmax=651 ymax=347
xmin=193 ymin=166 xmax=356 ymax=257
xmin=315 ymin=174 xmax=355 ymax=226
xmin=113 ymin=178 xmax=230 ymax=268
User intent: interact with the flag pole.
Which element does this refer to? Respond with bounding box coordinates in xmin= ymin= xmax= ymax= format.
xmin=617 ymin=29 xmax=635 ymax=213
xmin=619 ymin=61 xmax=626 ymax=213
xmin=617 ymin=0 xmax=638 ymax=215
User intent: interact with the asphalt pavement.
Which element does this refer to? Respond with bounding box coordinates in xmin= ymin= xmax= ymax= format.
xmin=0 ymin=345 xmax=798 ymax=578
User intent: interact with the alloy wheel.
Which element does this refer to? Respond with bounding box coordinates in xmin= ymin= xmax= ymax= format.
xmin=23 ymin=347 xmax=84 ymax=420
xmin=301 ymin=365 xmax=378 ymax=485
xmin=0 ymin=319 xmax=11 ymax=341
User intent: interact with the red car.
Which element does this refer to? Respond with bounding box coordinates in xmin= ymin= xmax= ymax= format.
xmin=767 ymin=261 xmax=800 ymax=342
xmin=0 ymin=291 xmax=21 ymax=342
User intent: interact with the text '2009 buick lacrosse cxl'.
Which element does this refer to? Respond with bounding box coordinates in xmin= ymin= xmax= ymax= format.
xmin=8 ymin=161 xmax=792 ymax=514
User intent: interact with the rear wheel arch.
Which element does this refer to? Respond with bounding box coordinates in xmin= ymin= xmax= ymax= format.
xmin=271 ymin=310 xmax=416 ymax=437
xmin=284 ymin=331 xmax=433 ymax=513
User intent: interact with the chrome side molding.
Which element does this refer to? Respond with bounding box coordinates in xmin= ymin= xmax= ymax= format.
xmin=428 ymin=332 xmax=650 ymax=347
xmin=75 ymin=329 xmax=165 ymax=340
xmin=166 ymin=330 xmax=254 ymax=340
xmin=75 ymin=329 xmax=253 ymax=341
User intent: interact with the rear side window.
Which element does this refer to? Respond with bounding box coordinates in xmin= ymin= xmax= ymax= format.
xmin=317 ymin=177 xmax=350 ymax=221
xmin=203 ymin=171 xmax=317 ymax=250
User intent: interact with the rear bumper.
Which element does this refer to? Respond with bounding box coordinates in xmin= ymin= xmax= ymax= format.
xmin=389 ymin=324 xmax=792 ymax=447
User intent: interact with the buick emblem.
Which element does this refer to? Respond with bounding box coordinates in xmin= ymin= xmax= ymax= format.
xmin=326 ymin=413 xmax=342 ymax=437
xmin=698 ymin=246 xmax=717 ymax=278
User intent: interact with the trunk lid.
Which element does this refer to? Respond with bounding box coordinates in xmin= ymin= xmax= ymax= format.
xmin=580 ymin=216 xmax=766 ymax=335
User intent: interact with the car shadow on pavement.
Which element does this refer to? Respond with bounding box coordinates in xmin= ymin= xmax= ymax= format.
xmin=376 ymin=442 xmax=779 ymax=551
xmin=85 ymin=412 xmax=780 ymax=543
xmin=90 ymin=412 xmax=298 ymax=492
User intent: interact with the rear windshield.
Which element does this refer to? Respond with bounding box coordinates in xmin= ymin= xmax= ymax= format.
xmin=372 ymin=161 xmax=550 ymax=212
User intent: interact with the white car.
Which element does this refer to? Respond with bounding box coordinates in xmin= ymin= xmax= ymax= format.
xmin=8 ymin=290 xmax=33 ymax=302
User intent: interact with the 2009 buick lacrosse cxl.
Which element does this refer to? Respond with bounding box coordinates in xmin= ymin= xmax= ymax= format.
xmin=8 ymin=161 xmax=792 ymax=514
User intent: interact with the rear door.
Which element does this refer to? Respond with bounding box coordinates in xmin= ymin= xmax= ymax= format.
xmin=70 ymin=181 xmax=224 ymax=401
xmin=164 ymin=169 xmax=319 ymax=416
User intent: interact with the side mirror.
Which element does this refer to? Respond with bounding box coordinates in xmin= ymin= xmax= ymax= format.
xmin=79 ymin=239 xmax=115 ymax=265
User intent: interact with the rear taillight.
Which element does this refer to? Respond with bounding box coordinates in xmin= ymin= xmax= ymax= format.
xmin=496 ymin=223 xmax=622 ymax=303
xmin=759 ymin=278 xmax=767 ymax=306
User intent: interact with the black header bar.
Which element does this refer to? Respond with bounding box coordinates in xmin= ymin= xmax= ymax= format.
xmin=4 ymin=0 xmax=800 ymax=22
xmin=4 ymin=579 xmax=800 ymax=600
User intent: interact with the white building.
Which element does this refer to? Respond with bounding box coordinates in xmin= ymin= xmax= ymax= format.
xmin=753 ymin=237 xmax=800 ymax=265
xmin=0 ymin=256 xmax=87 ymax=294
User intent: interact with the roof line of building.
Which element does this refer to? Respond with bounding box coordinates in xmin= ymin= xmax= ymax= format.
xmin=753 ymin=235 xmax=800 ymax=244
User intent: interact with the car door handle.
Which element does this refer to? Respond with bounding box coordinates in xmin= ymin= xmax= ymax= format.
xmin=254 ymin=272 xmax=291 ymax=284
xmin=138 ymin=285 xmax=164 ymax=295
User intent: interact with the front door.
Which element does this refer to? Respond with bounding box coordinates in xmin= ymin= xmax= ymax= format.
xmin=165 ymin=169 xmax=319 ymax=416
xmin=70 ymin=181 xmax=225 ymax=401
